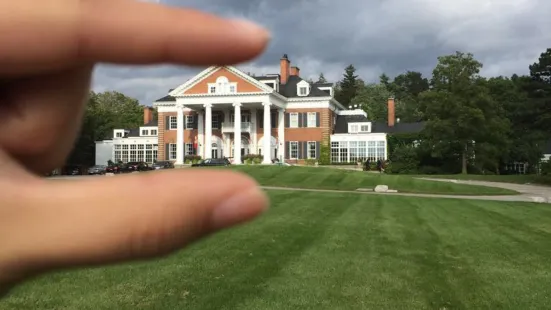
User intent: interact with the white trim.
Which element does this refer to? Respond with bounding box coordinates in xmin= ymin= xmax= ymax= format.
xmin=169 ymin=66 xmax=274 ymax=96
xmin=307 ymin=112 xmax=317 ymax=128
xmin=289 ymin=141 xmax=299 ymax=160
xmin=307 ymin=141 xmax=317 ymax=159
xmin=289 ymin=112 xmax=299 ymax=128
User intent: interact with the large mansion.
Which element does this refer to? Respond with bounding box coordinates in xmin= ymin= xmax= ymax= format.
xmin=95 ymin=54 xmax=423 ymax=165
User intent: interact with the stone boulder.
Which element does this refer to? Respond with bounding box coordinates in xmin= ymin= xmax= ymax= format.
xmin=374 ymin=185 xmax=389 ymax=193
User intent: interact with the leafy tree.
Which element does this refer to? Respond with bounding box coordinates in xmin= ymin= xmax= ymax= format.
xmin=527 ymin=48 xmax=551 ymax=135
xmin=66 ymin=91 xmax=145 ymax=166
xmin=335 ymin=64 xmax=359 ymax=107
xmin=421 ymin=52 xmax=509 ymax=174
xmin=316 ymin=73 xmax=327 ymax=83
xmin=351 ymin=83 xmax=391 ymax=121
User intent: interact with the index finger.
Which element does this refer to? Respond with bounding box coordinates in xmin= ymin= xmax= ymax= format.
xmin=0 ymin=0 xmax=270 ymax=75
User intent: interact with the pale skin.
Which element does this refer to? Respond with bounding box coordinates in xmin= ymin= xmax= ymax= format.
xmin=0 ymin=0 xmax=271 ymax=295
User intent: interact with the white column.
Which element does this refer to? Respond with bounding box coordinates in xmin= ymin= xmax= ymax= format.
xmin=197 ymin=111 xmax=204 ymax=158
xmin=233 ymin=103 xmax=242 ymax=164
xmin=204 ymin=104 xmax=212 ymax=159
xmin=262 ymin=102 xmax=272 ymax=164
xmin=251 ymin=108 xmax=257 ymax=153
xmin=278 ymin=108 xmax=285 ymax=162
xmin=176 ymin=102 xmax=185 ymax=165
xmin=224 ymin=110 xmax=230 ymax=157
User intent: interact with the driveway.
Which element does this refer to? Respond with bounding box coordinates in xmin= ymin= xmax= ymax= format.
xmin=418 ymin=178 xmax=551 ymax=203
xmin=47 ymin=175 xmax=551 ymax=203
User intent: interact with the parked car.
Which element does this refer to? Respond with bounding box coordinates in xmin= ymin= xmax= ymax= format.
xmin=121 ymin=161 xmax=152 ymax=173
xmin=105 ymin=164 xmax=123 ymax=174
xmin=191 ymin=158 xmax=231 ymax=167
xmin=88 ymin=165 xmax=107 ymax=175
xmin=151 ymin=161 xmax=175 ymax=170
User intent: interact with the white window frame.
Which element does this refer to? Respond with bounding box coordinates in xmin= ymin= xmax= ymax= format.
xmin=141 ymin=129 xmax=148 ymax=136
xmin=350 ymin=124 xmax=358 ymax=133
xmin=185 ymin=115 xmax=194 ymax=128
xmin=307 ymin=141 xmax=316 ymax=159
xmin=360 ymin=125 xmax=369 ymax=132
xmin=169 ymin=143 xmax=177 ymax=160
xmin=185 ymin=143 xmax=194 ymax=155
xmin=151 ymin=129 xmax=157 ymax=136
xmin=290 ymin=141 xmax=299 ymax=159
xmin=299 ymin=87 xmax=308 ymax=96
xmin=169 ymin=116 xmax=177 ymax=130
xmin=307 ymin=112 xmax=316 ymax=127
xmin=115 ymin=132 xmax=123 ymax=138
xmin=209 ymin=86 xmax=216 ymax=93
xmin=229 ymin=85 xmax=236 ymax=93
xmin=289 ymin=112 xmax=299 ymax=128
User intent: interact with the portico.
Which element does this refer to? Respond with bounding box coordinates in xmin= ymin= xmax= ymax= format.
xmin=171 ymin=96 xmax=285 ymax=165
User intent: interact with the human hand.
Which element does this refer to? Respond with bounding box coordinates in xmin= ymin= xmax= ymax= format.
xmin=0 ymin=0 xmax=270 ymax=294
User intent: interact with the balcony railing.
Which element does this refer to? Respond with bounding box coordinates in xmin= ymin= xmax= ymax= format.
xmin=221 ymin=122 xmax=252 ymax=133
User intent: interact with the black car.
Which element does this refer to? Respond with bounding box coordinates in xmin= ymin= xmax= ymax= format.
xmin=151 ymin=161 xmax=175 ymax=170
xmin=121 ymin=161 xmax=152 ymax=173
xmin=191 ymin=158 xmax=231 ymax=167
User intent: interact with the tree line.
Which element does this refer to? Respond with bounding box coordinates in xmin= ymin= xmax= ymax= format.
xmin=319 ymin=48 xmax=551 ymax=175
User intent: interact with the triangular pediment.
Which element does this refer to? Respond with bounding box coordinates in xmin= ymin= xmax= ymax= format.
xmin=169 ymin=66 xmax=273 ymax=96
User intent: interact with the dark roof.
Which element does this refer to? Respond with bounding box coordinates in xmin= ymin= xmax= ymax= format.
xmin=313 ymin=82 xmax=333 ymax=87
xmin=254 ymin=75 xmax=279 ymax=81
xmin=334 ymin=114 xmax=425 ymax=134
xmin=126 ymin=128 xmax=140 ymax=137
xmin=155 ymin=94 xmax=175 ymax=102
xmin=144 ymin=119 xmax=158 ymax=127
xmin=277 ymin=75 xmax=331 ymax=98
xmin=372 ymin=121 xmax=425 ymax=134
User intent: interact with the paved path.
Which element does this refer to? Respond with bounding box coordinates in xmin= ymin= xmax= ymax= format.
xmin=48 ymin=175 xmax=551 ymax=203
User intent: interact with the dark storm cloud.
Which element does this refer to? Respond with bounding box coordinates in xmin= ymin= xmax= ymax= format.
xmin=93 ymin=0 xmax=551 ymax=104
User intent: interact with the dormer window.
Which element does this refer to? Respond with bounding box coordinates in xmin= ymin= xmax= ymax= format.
xmin=208 ymin=76 xmax=237 ymax=94
xmin=141 ymin=129 xmax=149 ymax=136
xmin=116 ymin=132 xmax=123 ymax=138
xmin=348 ymin=122 xmax=371 ymax=134
xmin=296 ymin=80 xmax=310 ymax=96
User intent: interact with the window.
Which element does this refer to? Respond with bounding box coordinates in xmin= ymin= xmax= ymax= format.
xmin=185 ymin=143 xmax=194 ymax=155
xmin=307 ymin=112 xmax=316 ymax=127
xmin=151 ymin=129 xmax=157 ymax=136
xmin=290 ymin=141 xmax=299 ymax=159
xmin=350 ymin=125 xmax=358 ymax=133
xmin=169 ymin=116 xmax=177 ymax=129
xmin=121 ymin=145 xmax=129 ymax=163
xmin=141 ymin=129 xmax=148 ymax=136
xmin=169 ymin=144 xmax=177 ymax=160
xmin=186 ymin=115 xmax=194 ymax=128
xmin=229 ymin=85 xmax=236 ymax=93
xmin=153 ymin=144 xmax=158 ymax=162
xmin=129 ymin=145 xmax=137 ymax=162
xmin=307 ymin=141 xmax=316 ymax=159
xmin=209 ymin=86 xmax=216 ymax=93
xmin=114 ymin=144 xmax=122 ymax=163
xmin=115 ymin=132 xmax=123 ymax=138
xmin=265 ymin=82 xmax=275 ymax=88
xmin=289 ymin=113 xmax=299 ymax=128
xmin=360 ymin=125 xmax=369 ymax=132
xmin=299 ymin=87 xmax=308 ymax=96
xmin=212 ymin=114 xmax=220 ymax=129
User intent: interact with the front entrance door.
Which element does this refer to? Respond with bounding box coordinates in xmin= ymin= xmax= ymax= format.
xmin=212 ymin=148 xmax=218 ymax=159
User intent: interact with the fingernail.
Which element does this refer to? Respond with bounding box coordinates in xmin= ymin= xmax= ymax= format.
xmin=210 ymin=187 xmax=269 ymax=230
xmin=227 ymin=19 xmax=271 ymax=41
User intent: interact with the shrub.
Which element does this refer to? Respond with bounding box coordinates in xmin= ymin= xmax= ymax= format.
xmin=305 ymin=159 xmax=317 ymax=166
xmin=388 ymin=144 xmax=420 ymax=174
xmin=318 ymin=143 xmax=330 ymax=165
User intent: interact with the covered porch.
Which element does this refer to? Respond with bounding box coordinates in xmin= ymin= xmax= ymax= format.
xmin=173 ymin=95 xmax=285 ymax=165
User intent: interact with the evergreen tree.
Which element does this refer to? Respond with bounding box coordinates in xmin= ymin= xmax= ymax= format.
xmin=335 ymin=64 xmax=359 ymax=107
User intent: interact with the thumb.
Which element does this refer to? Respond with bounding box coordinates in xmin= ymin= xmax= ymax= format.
xmin=0 ymin=169 xmax=268 ymax=284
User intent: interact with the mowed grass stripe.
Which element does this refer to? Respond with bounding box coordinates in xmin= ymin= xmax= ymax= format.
xmin=4 ymin=192 xmax=551 ymax=309
xmin=229 ymin=166 xmax=518 ymax=195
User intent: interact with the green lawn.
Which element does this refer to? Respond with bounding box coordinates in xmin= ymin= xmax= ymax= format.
xmin=230 ymin=165 xmax=518 ymax=195
xmin=3 ymin=191 xmax=551 ymax=309
xmin=419 ymin=173 xmax=551 ymax=186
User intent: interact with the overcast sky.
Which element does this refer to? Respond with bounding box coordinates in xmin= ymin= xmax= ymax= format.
xmin=91 ymin=0 xmax=551 ymax=105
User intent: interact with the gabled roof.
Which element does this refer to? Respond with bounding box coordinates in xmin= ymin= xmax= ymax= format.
xmin=278 ymin=75 xmax=332 ymax=98
xmin=155 ymin=94 xmax=176 ymax=102
xmin=168 ymin=66 xmax=274 ymax=96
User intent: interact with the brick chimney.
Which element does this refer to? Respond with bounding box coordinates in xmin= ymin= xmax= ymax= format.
xmin=280 ymin=54 xmax=291 ymax=84
xmin=144 ymin=106 xmax=153 ymax=125
xmin=290 ymin=66 xmax=300 ymax=77
xmin=387 ymin=97 xmax=395 ymax=127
